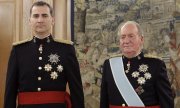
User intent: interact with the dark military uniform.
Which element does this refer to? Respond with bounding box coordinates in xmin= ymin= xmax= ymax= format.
xmin=100 ymin=52 xmax=174 ymax=108
xmin=4 ymin=35 xmax=85 ymax=108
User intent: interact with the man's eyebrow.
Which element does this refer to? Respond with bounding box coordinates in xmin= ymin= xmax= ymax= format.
xmin=32 ymin=13 xmax=49 ymax=17
xmin=42 ymin=13 xmax=49 ymax=15
xmin=32 ymin=13 xmax=39 ymax=15
xmin=32 ymin=13 xmax=49 ymax=15
xmin=32 ymin=14 xmax=39 ymax=17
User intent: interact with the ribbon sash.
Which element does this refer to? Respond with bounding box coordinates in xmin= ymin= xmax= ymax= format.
xmin=109 ymin=57 xmax=144 ymax=106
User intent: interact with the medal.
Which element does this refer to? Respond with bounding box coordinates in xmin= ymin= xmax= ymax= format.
xmin=50 ymin=71 xmax=58 ymax=80
xmin=48 ymin=54 xmax=60 ymax=64
xmin=39 ymin=44 xmax=43 ymax=54
xmin=125 ymin=61 xmax=130 ymax=73
xmin=135 ymin=86 xmax=144 ymax=95
xmin=132 ymin=71 xmax=139 ymax=78
xmin=57 ymin=65 xmax=63 ymax=72
xmin=131 ymin=64 xmax=151 ymax=85
xmin=139 ymin=64 xmax=148 ymax=73
xmin=137 ymin=77 xmax=146 ymax=85
xmin=44 ymin=64 xmax=52 ymax=72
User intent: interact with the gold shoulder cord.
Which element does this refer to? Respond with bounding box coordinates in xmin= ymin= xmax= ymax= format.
xmin=13 ymin=37 xmax=32 ymax=46
xmin=54 ymin=38 xmax=73 ymax=45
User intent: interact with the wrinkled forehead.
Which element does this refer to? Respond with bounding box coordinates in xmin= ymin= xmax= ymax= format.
xmin=121 ymin=23 xmax=137 ymax=30
xmin=120 ymin=23 xmax=139 ymax=34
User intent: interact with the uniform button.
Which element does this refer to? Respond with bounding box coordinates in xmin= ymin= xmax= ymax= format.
xmin=37 ymin=87 xmax=41 ymax=91
xmin=38 ymin=77 xmax=42 ymax=81
xmin=122 ymin=103 xmax=125 ymax=107
xmin=38 ymin=66 xmax=42 ymax=70
xmin=39 ymin=57 xmax=42 ymax=60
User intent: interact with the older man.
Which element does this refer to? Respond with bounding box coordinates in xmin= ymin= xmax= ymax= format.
xmin=100 ymin=21 xmax=174 ymax=108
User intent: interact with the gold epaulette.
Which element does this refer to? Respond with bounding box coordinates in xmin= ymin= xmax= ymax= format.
xmin=109 ymin=54 xmax=122 ymax=58
xmin=54 ymin=38 xmax=73 ymax=45
xmin=144 ymin=54 xmax=162 ymax=60
xmin=12 ymin=38 xmax=32 ymax=46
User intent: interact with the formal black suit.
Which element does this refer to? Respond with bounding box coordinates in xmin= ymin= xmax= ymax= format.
xmin=100 ymin=52 xmax=174 ymax=108
xmin=4 ymin=35 xmax=85 ymax=108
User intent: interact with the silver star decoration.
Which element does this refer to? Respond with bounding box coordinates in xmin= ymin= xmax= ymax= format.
xmin=137 ymin=77 xmax=146 ymax=85
xmin=44 ymin=64 xmax=52 ymax=72
xmin=144 ymin=72 xmax=152 ymax=79
xmin=132 ymin=71 xmax=140 ymax=78
xmin=139 ymin=64 xmax=148 ymax=73
xmin=48 ymin=54 xmax=60 ymax=64
xmin=50 ymin=71 xmax=58 ymax=80
xmin=57 ymin=65 xmax=63 ymax=72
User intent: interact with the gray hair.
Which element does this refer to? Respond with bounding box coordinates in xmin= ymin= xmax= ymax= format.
xmin=117 ymin=21 xmax=144 ymax=37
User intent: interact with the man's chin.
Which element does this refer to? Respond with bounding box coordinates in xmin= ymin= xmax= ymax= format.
xmin=122 ymin=51 xmax=137 ymax=58
xmin=36 ymin=29 xmax=45 ymax=32
xmin=123 ymin=49 xmax=133 ymax=54
xmin=35 ymin=30 xmax=46 ymax=34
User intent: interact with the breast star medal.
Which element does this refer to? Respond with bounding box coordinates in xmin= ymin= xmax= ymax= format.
xmin=48 ymin=54 xmax=60 ymax=64
xmin=46 ymin=53 xmax=64 ymax=80
xmin=44 ymin=64 xmax=52 ymax=72
xmin=57 ymin=65 xmax=63 ymax=72
xmin=50 ymin=71 xmax=58 ymax=80
xmin=131 ymin=64 xmax=151 ymax=85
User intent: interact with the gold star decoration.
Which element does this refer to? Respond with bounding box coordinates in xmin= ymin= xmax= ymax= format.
xmin=44 ymin=64 xmax=52 ymax=72
xmin=137 ymin=77 xmax=146 ymax=85
xmin=132 ymin=71 xmax=140 ymax=78
xmin=50 ymin=71 xmax=58 ymax=80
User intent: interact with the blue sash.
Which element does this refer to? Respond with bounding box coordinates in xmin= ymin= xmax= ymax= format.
xmin=109 ymin=57 xmax=144 ymax=106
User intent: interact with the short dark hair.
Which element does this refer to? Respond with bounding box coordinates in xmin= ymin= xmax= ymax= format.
xmin=30 ymin=1 xmax=54 ymax=16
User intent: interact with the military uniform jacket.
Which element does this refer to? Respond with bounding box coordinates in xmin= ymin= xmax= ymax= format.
xmin=4 ymin=35 xmax=85 ymax=108
xmin=100 ymin=53 xmax=174 ymax=108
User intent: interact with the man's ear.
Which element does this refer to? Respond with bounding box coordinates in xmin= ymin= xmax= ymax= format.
xmin=29 ymin=18 xmax=31 ymax=26
xmin=52 ymin=17 xmax=55 ymax=26
xmin=141 ymin=36 xmax=144 ymax=42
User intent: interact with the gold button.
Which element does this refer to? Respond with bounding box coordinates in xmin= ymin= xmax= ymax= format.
xmin=38 ymin=77 xmax=41 ymax=81
xmin=38 ymin=66 xmax=42 ymax=70
xmin=39 ymin=57 xmax=42 ymax=60
xmin=37 ymin=87 xmax=41 ymax=91
xmin=122 ymin=104 xmax=125 ymax=107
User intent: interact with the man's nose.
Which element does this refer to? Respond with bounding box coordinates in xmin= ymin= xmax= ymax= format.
xmin=37 ymin=16 xmax=44 ymax=22
xmin=123 ymin=37 xmax=130 ymax=43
